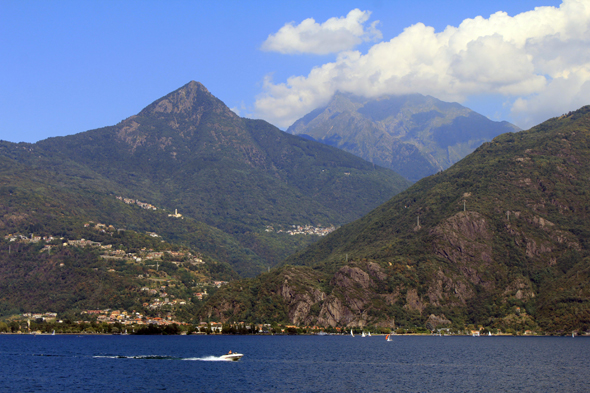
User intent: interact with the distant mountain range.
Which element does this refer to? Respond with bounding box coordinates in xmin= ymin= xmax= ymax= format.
xmin=288 ymin=93 xmax=520 ymax=181
xmin=202 ymin=106 xmax=590 ymax=333
xmin=0 ymin=81 xmax=410 ymax=278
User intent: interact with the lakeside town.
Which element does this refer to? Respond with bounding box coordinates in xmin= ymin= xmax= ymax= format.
xmin=2 ymin=310 xmax=580 ymax=336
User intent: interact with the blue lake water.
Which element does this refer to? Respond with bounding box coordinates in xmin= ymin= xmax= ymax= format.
xmin=1 ymin=334 xmax=589 ymax=392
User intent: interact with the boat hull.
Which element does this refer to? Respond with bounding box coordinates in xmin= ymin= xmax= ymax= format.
xmin=220 ymin=353 xmax=244 ymax=361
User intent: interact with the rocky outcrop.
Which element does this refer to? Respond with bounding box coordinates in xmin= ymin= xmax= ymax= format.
xmin=279 ymin=268 xmax=326 ymax=325
xmin=502 ymin=278 xmax=536 ymax=302
xmin=425 ymin=314 xmax=451 ymax=330
xmin=317 ymin=265 xmax=376 ymax=327
xmin=404 ymin=288 xmax=425 ymax=314
xmin=425 ymin=269 xmax=472 ymax=307
xmin=116 ymin=119 xmax=146 ymax=153
xmin=332 ymin=265 xmax=375 ymax=290
xmin=431 ymin=211 xmax=493 ymax=267
xmin=366 ymin=262 xmax=387 ymax=281
xmin=317 ymin=295 xmax=357 ymax=327
xmin=431 ymin=211 xmax=494 ymax=289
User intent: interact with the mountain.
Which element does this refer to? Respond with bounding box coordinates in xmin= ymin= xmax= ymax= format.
xmin=288 ymin=93 xmax=520 ymax=182
xmin=201 ymin=106 xmax=590 ymax=333
xmin=1 ymin=81 xmax=411 ymax=277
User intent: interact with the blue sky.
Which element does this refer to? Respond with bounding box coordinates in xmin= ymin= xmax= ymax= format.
xmin=2 ymin=0 xmax=585 ymax=143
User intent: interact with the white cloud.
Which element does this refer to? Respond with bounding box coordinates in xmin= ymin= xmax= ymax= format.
xmin=255 ymin=0 xmax=590 ymax=129
xmin=260 ymin=9 xmax=382 ymax=55
xmin=511 ymin=67 xmax=590 ymax=126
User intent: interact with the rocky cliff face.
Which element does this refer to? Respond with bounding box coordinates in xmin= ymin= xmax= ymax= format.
xmin=204 ymin=260 xmax=460 ymax=329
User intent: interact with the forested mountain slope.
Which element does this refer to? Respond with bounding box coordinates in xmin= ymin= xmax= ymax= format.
xmin=1 ymin=81 xmax=411 ymax=277
xmin=202 ymin=106 xmax=590 ymax=333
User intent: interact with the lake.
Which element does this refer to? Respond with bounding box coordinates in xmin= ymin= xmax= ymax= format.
xmin=0 ymin=334 xmax=588 ymax=392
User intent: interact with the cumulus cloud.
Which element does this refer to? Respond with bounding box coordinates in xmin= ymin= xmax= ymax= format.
xmin=260 ymin=9 xmax=382 ymax=55
xmin=255 ymin=0 xmax=590 ymax=129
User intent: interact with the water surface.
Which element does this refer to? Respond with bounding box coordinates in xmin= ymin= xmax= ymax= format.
xmin=0 ymin=334 xmax=588 ymax=392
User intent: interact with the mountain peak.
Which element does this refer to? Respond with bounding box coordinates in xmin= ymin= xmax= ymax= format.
xmin=138 ymin=80 xmax=236 ymax=120
xmin=180 ymin=80 xmax=212 ymax=98
xmin=186 ymin=80 xmax=207 ymax=90
xmin=288 ymin=93 xmax=520 ymax=181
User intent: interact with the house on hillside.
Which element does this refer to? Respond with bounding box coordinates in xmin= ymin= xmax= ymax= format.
xmin=168 ymin=209 xmax=183 ymax=218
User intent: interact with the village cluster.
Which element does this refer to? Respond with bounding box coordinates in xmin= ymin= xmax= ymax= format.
xmin=139 ymin=280 xmax=227 ymax=310
xmin=117 ymin=195 xmax=183 ymax=218
xmin=80 ymin=309 xmax=187 ymax=326
xmin=265 ymin=224 xmax=336 ymax=236
xmin=14 ymin=280 xmax=231 ymax=330
xmin=5 ymin=222 xmax=206 ymax=265
xmin=117 ymin=195 xmax=335 ymax=235
xmin=116 ymin=196 xmax=157 ymax=210
xmin=5 ymin=221 xmax=229 ymax=317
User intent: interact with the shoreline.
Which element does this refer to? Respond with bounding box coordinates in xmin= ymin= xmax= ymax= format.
xmin=0 ymin=331 xmax=583 ymax=337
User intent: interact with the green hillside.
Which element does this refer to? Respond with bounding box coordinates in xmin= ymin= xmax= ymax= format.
xmin=201 ymin=106 xmax=590 ymax=334
xmin=0 ymin=81 xmax=410 ymax=277
xmin=0 ymin=143 xmax=275 ymax=277
xmin=0 ymin=223 xmax=237 ymax=319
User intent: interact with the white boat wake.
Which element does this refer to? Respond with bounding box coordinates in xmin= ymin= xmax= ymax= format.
xmin=93 ymin=355 xmax=240 ymax=361
xmin=94 ymin=355 xmax=177 ymax=360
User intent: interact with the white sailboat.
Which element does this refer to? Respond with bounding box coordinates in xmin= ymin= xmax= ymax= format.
xmin=361 ymin=331 xmax=366 ymax=337
xmin=386 ymin=334 xmax=392 ymax=341
xmin=350 ymin=329 xmax=354 ymax=337
xmin=368 ymin=332 xmax=371 ymax=337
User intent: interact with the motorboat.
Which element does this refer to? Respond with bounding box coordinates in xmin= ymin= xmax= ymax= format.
xmin=220 ymin=352 xmax=244 ymax=361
